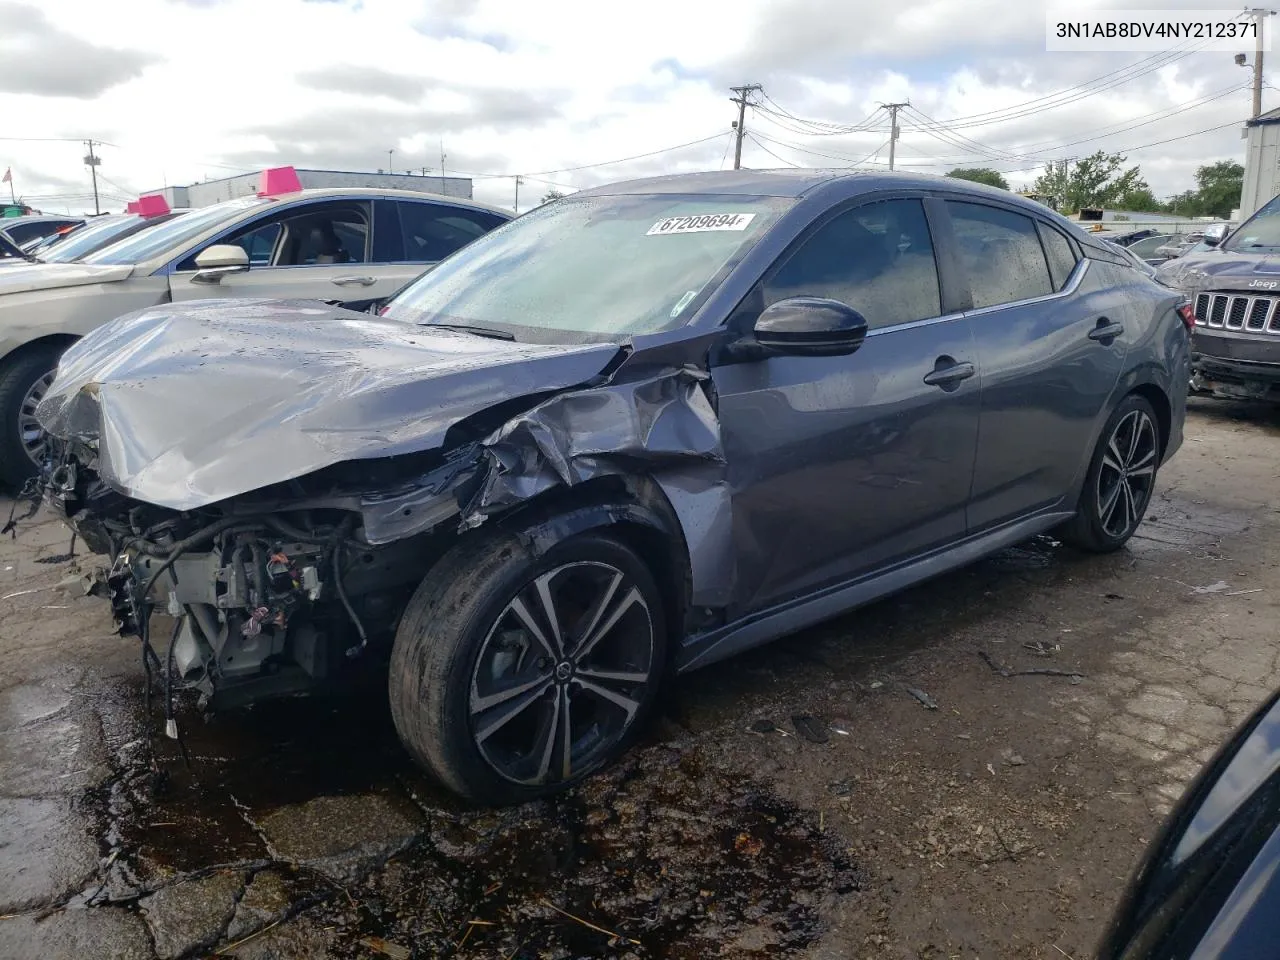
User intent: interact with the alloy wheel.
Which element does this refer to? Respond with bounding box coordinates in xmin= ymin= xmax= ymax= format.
xmin=468 ymin=560 xmax=655 ymax=787
xmin=1096 ymin=409 xmax=1158 ymax=539
xmin=18 ymin=370 xmax=55 ymax=466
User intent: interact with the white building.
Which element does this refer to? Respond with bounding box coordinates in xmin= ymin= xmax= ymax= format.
xmin=148 ymin=168 xmax=473 ymax=209
xmin=1240 ymin=107 xmax=1280 ymax=220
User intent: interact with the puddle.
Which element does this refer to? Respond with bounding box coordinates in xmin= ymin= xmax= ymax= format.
xmin=82 ymin=682 xmax=860 ymax=958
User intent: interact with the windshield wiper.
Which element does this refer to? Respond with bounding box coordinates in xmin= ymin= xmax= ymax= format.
xmin=425 ymin=323 xmax=515 ymax=341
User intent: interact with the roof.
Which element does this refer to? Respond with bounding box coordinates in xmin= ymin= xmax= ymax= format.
xmin=571 ymin=167 xmax=1057 ymax=213
xmin=1246 ymin=107 xmax=1280 ymax=127
xmin=250 ymin=186 xmax=510 ymax=217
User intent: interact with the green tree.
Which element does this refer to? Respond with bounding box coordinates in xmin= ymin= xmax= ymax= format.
xmin=945 ymin=167 xmax=1009 ymax=190
xmin=540 ymin=188 xmax=567 ymax=205
xmin=1167 ymin=161 xmax=1243 ymax=218
xmin=1032 ymin=150 xmax=1156 ymax=213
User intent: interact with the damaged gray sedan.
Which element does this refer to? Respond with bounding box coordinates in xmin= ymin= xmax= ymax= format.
xmin=33 ymin=170 xmax=1190 ymax=804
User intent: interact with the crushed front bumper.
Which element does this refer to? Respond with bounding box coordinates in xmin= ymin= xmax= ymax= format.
xmin=1191 ymin=328 xmax=1280 ymax=400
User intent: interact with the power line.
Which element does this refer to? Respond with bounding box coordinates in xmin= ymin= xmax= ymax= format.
xmin=749 ymin=131 xmax=934 ymax=166
xmin=744 ymin=133 xmax=800 ymax=167
xmin=991 ymin=119 xmax=1244 ymax=175
xmin=471 ymin=133 xmax=726 ymax=180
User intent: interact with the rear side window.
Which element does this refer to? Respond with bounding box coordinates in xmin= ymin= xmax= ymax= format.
xmin=946 ymin=202 xmax=1053 ymax=309
xmin=764 ymin=198 xmax=941 ymax=330
xmin=1038 ymin=223 xmax=1078 ymax=291
xmin=398 ymin=201 xmax=507 ymax=263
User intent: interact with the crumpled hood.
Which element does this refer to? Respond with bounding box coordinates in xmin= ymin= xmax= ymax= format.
xmin=0 ymin=261 xmax=134 ymax=295
xmin=36 ymin=299 xmax=621 ymax=510
xmin=1156 ymin=249 xmax=1280 ymax=293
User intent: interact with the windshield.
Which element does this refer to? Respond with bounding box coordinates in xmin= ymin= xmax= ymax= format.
xmin=83 ymin=197 xmax=270 ymax=265
xmin=40 ymin=216 xmax=140 ymax=263
xmin=382 ymin=193 xmax=790 ymax=342
xmin=1225 ymin=194 xmax=1280 ymax=252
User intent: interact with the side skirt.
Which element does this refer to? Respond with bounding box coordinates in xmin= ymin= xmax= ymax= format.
xmin=675 ymin=509 xmax=1076 ymax=673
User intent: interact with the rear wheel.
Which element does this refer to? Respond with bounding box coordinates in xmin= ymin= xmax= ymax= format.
xmin=0 ymin=344 xmax=64 ymax=490
xmin=389 ymin=528 xmax=666 ymax=805
xmin=1057 ymin=393 xmax=1161 ymax=553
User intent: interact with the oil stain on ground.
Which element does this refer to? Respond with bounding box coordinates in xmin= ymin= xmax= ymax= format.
xmin=82 ymin=685 xmax=861 ymax=958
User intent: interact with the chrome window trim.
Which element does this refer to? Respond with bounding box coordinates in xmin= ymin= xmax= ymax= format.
xmin=864 ymin=257 xmax=1089 ymax=338
xmin=962 ymin=257 xmax=1089 ymax=319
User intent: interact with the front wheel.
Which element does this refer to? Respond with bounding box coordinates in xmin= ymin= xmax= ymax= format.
xmin=389 ymin=529 xmax=667 ymax=805
xmin=1057 ymin=393 xmax=1162 ymax=553
xmin=0 ymin=344 xmax=64 ymax=491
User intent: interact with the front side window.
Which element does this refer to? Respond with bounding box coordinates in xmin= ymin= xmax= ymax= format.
xmin=382 ymin=193 xmax=790 ymax=343
xmin=947 ymin=202 xmax=1053 ymax=309
xmin=85 ymin=197 xmax=271 ymax=266
xmin=175 ymin=201 xmax=371 ymax=270
xmin=398 ymin=201 xmax=507 ymax=263
xmin=763 ymin=198 xmax=941 ymax=329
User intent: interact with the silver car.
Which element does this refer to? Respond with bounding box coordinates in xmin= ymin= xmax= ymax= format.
xmin=0 ymin=187 xmax=511 ymax=487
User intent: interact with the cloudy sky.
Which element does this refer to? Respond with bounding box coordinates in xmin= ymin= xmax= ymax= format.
xmin=0 ymin=0 xmax=1269 ymax=214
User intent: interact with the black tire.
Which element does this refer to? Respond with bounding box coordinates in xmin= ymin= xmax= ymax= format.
xmin=389 ymin=527 xmax=667 ymax=805
xmin=1057 ymin=393 xmax=1162 ymax=553
xmin=0 ymin=343 xmax=65 ymax=491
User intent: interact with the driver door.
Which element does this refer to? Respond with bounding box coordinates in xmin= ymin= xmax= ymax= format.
xmin=710 ymin=196 xmax=982 ymax=615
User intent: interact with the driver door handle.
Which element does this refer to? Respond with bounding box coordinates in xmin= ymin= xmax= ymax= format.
xmin=1088 ymin=317 xmax=1125 ymax=341
xmin=923 ymin=360 xmax=976 ymax=387
xmin=332 ymin=276 xmax=376 ymax=287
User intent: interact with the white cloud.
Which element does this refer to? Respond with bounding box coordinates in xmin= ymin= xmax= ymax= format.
xmin=0 ymin=0 xmax=1262 ymax=214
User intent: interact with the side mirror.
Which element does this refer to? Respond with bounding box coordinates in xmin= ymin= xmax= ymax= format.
xmin=751 ymin=297 xmax=869 ymax=357
xmin=1201 ymin=223 xmax=1229 ymax=247
xmin=191 ymin=244 xmax=250 ymax=284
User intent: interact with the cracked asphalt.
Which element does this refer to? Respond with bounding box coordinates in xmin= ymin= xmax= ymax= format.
xmin=1 ymin=396 xmax=1278 ymax=959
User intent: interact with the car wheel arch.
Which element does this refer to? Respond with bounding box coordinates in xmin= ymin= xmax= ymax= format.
xmin=0 ymin=333 xmax=80 ymax=371
xmin=479 ymin=473 xmax=694 ymax=662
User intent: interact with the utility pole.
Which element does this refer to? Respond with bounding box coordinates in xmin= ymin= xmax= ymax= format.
xmin=387 ymin=149 xmax=395 ymax=174
xmin=729 ymin=83 xmax=762 ymax=170
xmin=1244 ymin=8 xmax=1276 ymax=117
xmin=882 ymin=102 xmax=909 ymax=171
xmin=514 ymin=175 xmax=523 ymax=214
xmin=82 ymin=140 xmax=101 ymax=215
xmin=440 ymin=139 xmax=447 ymax=181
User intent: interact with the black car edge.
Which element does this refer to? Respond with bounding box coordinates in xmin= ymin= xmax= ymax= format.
xmin=1098 ymin=688 xmax=1280 ymax=958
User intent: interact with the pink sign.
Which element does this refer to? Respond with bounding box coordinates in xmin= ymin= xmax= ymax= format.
xmin=135 ymin=194 xmax=171 ymax=217
xmin=258 ymin=166 xmax=303 ymax=196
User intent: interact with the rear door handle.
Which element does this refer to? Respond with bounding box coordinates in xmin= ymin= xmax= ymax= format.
xmin=1088 ymin=317 xmax=1125 ymax=341
xmin=332 ymin=276 xmax=376 ymax=287
xmin=922 ymin=359 xmax=976 ymax=387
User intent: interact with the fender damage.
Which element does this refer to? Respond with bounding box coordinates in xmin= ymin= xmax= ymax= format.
xmin=33 ymin=299 xmax=731 ymax=711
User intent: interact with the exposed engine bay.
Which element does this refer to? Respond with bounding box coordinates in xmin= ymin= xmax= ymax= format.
xmin=42 ymin=436 xmax=476 ymax=713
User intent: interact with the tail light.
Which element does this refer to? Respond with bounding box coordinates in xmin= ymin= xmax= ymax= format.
xmin=1177 ymin=302 xmax=1196 ymax=332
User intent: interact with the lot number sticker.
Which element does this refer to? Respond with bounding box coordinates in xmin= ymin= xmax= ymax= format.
xmin=647 ymin=213 xmax=756 ymax=235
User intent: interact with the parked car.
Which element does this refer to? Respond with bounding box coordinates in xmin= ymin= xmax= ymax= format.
xmin=0 ymin=231 xmax=29 ymax=262
xmin=1103 ymin=239 xmax=1159 ymax=278
xmin=1123 ymin=233 xmax=1178 ymax=265
xmin=0 ymin=186 xmax=511 ymax=487
xmin=0 ymin=214 xmax=84 ymax=249
xmin=0 ymin=211 xmax=185 ymax=269
xmin=1157 ymin=202 xmax=1280 ymax=402
xmin=1108 ymin=228 xmax=1162 ymax=246
xmin=1153 ymin=233 xmax=1206 ymax=261
xmin=1097 ymin=687 xmax=1280 ymax=958
xmin=36 ymin=170 xmax=1189 ymax=805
